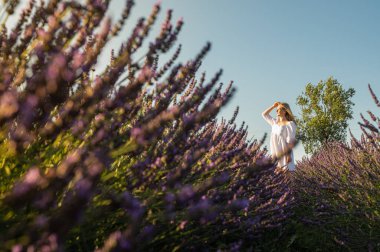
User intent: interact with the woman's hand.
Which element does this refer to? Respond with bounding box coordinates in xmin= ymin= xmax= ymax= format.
xmin=286 ymin=154 xmax=292 ymax=164
xmin=273 ymin=102 xmax=281 ymax=108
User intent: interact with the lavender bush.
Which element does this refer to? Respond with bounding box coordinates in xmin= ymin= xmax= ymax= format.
xmin=0 ymin=1 xmax=293 ymax=251
xmin=292 ymin=85 xmax=380 ymax=251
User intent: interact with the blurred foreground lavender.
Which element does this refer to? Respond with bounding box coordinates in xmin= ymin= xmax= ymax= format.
xmin=0 ymin=1 xmax=293 ymax=251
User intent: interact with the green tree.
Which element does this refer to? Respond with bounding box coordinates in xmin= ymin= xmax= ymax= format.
xmin=296 ymin=77 xmax=355 ymax=154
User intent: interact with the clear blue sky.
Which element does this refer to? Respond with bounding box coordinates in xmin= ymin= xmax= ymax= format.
xmin=104 ymin=0 xmax=380 ymax=161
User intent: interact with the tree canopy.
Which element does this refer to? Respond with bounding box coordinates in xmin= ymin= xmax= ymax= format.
xmin=296 ymin=77 xmax=355 ymax=154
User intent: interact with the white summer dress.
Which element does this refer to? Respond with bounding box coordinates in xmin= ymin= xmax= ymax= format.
xmin=262 ymin=113 xmax=296 ymax=171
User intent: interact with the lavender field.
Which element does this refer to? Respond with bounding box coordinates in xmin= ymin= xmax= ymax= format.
xmin=0 ymin=1 xmax=379 ymax=251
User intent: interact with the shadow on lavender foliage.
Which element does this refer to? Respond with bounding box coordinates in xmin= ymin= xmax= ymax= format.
xmin=0 ymin=1 xmax=294 ymax=251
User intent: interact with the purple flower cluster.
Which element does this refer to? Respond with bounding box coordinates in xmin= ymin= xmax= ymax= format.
xmin=0 ymin=1 xmax=293 ymax=251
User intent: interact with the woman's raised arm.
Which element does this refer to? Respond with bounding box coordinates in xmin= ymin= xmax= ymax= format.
xmin=261 ymin=102 xmax=279 ymax=125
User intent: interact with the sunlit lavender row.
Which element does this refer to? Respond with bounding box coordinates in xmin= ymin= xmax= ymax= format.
xmin=292 ymin=85 xmax=380 ymax=250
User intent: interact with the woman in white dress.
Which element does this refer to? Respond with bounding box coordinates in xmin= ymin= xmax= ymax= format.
xmin=262 ymin=102 xmax=297 ymax=171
